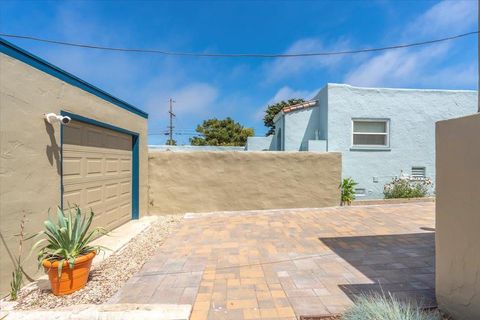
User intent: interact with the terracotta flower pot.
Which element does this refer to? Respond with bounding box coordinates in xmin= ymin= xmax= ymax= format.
xmin=42 ymin=251 xmax=96 ymax=296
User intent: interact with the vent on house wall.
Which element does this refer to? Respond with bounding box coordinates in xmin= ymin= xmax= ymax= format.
xmin=411 ymin=167 xmax=426 ymax=179
xmin=355 ymin=188 xmax=366 ymax=197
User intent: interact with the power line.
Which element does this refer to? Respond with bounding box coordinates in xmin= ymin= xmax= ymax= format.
xmin=149 ymin=132 xmax=202 ymax=136
xmin=0 ymin=31 xmax=477 ymax=58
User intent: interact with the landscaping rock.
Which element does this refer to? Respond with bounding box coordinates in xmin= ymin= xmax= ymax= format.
xmin=11 ymin=215 xmax=182 ymax=310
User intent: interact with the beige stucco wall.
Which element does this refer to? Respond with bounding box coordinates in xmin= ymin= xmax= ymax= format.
xmin=148 ymin=151 xmax=341 ymax=214
xmin=436 ymin=112 xmax=480 ymax=320
xmin=0 ymin=53 xmax=148 ymax=296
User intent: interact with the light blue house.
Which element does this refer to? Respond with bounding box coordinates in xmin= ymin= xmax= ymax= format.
xmin=247 ymin=84 xmax=478 ymax=199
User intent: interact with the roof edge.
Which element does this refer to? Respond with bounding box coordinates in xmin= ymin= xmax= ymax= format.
xmin=282 ymin=100 xmax=318 ymax=114
xmin=0 ymin=37 xmax=148 ymax=119
xmin=272 ymin=99 xmax=318 ymax=123
xmin=327 ymin=83 xmax=477 ymax=93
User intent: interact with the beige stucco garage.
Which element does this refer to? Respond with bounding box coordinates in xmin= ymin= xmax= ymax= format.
xmin=0 ymin=38 xmax=149 ymax=296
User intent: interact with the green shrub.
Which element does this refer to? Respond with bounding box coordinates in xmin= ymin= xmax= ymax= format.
xmin=32 ymin=206 xmax=108 ymax=277
xmin=10 ymin=266 xmax=22 ymax=301
xmin=340 ymin=178 xmax=358 ymax=206
xmin=383 ymin=177 xmax=432 ymax=199
xmin=342 ymin=293 xmax=441 ymax=320
xmin=9 ymin=214 xmax=28 ymax=301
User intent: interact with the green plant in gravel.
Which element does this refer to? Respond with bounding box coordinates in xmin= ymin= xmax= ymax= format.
xmin=383 ymin=177 xmax=432 ymax=199
xmin=342 ymin=293 xmax=441 ymax=320
xmin=32 ymin=206 xmax=108 ymax=277
xmin=9 ymin=214 xmax=34 ymax=300
xmin=10 ymin=266 xmax=22 ymax=300
xmin=340 ymin=178 xmax=358 ymax=206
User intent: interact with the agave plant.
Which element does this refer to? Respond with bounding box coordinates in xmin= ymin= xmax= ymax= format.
xmin=342 ymin=292 xmax=441 ymax=320
xmin=33 ymin=206 xmax=107 ymax=276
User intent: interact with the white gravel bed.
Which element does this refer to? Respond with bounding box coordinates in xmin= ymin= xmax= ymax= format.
xmin=12 ymin=215 xmax=182 ymax=310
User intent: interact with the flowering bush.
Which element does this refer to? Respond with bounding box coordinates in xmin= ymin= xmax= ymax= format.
xmin=383 ymin=177 xmax=432 ymax=199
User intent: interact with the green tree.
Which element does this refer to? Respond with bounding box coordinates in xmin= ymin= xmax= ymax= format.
xmin=190 ymin=117 xmax=254 ymax=146
xmin=263 ymin=98 xmax=305 ymax=136
xmin=165 ymin=139 xmax=177 ymax=146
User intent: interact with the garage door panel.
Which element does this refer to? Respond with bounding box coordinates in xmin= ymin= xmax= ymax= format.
xmin=106 ymin=134 xmax=131 ymax=150
xmin=86 ymin=186 xmax=103 ymax=205
xmin=120 ymin=181 xmax=131 ymax=194
xmin=105 ymin=183 xmax=119 ymax=199
xmin=63 ymin=120 xmax=132 ymax=231
xmin=63 ymin=145 xmax=131 ymax=156
xmin=63 ymin=173 xmax=132 ymax=186
xmin=63 ymin=189 xmax=82 ymax=208
xmin=105 ymin=159 xmax=119 ymax=174
xmin=62 ymin=123 xmax=83 ymax=145
xmin=86 ymin=158 xmax=103 ymax=175
xmin=63 ymin=157 xmax=82 ymax=177
xmin=120 ymin=159 xmax=131 ymax=172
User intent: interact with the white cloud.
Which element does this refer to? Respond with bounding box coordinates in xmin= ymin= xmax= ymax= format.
xmin=344 ymin=0 xmax=477 ymax=88
xmin=416 ymin=64 xmax=478 ymax=88
xmin=37 ymin=4 xmax=222 ymax=133
xmin=171 ymin=83 xmax=219 ymax=115
xmin=345 ymin=44 xmax=450 ymax=87
xmin=37 ymin=5 xmax=142 ymax=99
xmin=406 ymin=0 xmax=477 ymax=37
xmin=267 ymin=86 xmax=319 ymax=104
xmin=264 ymin=38 xmax=350 ymax=82
xmin=143 ymin=82 xmax=219 ymax=129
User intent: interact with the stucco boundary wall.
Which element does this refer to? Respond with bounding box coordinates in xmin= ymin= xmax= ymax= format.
xmin=436 ymin=113 xmax=480 ymax=320
xmin=148 ymin=151 xmax=341 ymax=214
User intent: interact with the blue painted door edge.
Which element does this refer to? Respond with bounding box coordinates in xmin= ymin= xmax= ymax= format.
xmin=60 ymin=111 xmax=140 ymax=220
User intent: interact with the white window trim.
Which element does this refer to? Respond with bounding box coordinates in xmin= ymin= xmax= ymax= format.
xmin=351 ymin=118 xmax=390 ymax=149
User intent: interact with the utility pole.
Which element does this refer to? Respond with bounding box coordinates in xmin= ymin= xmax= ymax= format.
xmin=167 ymin=98 xmax=176 ymax=145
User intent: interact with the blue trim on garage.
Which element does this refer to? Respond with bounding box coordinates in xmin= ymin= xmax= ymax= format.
xmin=60 ymin=111 xmax=140 ymax=220
xmin=60 ymin=124 xmax=64 ymax=210
xmin=131 ymin=136 xmax=140 ymax=220
xmin=0 ymin=37 xmax=148 ymax=119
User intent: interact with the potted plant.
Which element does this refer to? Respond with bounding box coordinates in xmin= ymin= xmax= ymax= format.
xmin=33 ymin=206 xmax=107 ymax=295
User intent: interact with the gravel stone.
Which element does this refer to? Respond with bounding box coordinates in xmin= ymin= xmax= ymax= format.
xmin=12 ymin=215 xmax=182 ymax=310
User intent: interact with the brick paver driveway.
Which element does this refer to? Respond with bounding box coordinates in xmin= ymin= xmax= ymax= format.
xmin=110 ymin=202 xmax=435 ymax=319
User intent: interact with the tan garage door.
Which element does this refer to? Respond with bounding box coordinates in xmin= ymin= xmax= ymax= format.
xmin=62 ymin=120 xmax=132 ymax=230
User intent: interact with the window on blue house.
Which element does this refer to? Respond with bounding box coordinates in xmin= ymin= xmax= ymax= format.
xmin=352 ymin=119 xmax=390 ymax=147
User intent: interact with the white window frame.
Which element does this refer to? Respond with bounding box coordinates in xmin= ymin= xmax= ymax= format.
xmin=351 ymin=118 xmax=390 ymax=149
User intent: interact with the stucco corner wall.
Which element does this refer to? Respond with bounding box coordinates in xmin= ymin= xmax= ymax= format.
xmin=245 ymin=136 xmax=273 ymax=151
xmin=148 ymin=151 xmax=341 ymax=214
xmin=435 ymin=112 xmax=480 ymax=320
xmin=0 ymin=53 xmax=148 ymax=296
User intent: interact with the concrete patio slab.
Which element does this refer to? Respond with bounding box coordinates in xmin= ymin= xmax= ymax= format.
xmin=110 ymin=202 xmax=435 ymax=320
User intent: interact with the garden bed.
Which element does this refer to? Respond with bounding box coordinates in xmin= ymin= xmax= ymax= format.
xmin=9 ymin=214 xmax=182 ymax=310
xmin=352 ymin=196 xmax=435 ymax=206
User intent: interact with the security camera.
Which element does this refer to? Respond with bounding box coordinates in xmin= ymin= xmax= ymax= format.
xmin=44 ymin=113 xmax=71 ymax=125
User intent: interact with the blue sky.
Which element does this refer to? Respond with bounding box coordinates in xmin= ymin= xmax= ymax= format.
xmin=1 ymin=0 xmax=477 ymax=144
